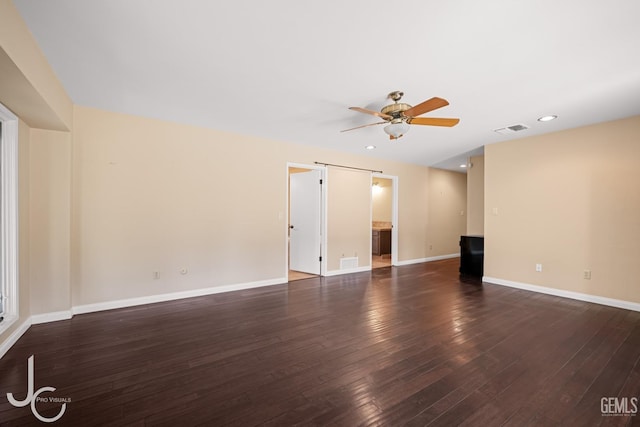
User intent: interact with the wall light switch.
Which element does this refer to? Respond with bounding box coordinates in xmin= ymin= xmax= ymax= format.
xmin=492 ymin=207 xmax=499 ymax=216
xmin=535 ymin=264 xmax=543 ymax=272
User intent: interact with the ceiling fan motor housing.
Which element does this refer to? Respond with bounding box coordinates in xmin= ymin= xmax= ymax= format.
xmin=381 ymin=103 xmax=411 ymax=120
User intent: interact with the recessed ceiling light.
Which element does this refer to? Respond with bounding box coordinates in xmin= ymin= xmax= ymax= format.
xmin=537 ymin=115 xmax=557 ymax=122
xmin=365 ymin=145 xmax=376 ymax=150
xmin=459 ymin=164 xmax=467 ymax=168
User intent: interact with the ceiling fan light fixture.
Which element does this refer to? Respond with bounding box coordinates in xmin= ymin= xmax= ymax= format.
xmin=384 ymin=121 xmax=410 ymax=139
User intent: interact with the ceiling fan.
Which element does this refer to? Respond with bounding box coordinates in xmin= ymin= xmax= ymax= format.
xmin=342 ymin=91 xmax=460 ymax=140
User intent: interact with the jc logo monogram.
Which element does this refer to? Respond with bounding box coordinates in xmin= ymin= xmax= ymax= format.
xmin=6 ymin=355 xmax=67 ymax=423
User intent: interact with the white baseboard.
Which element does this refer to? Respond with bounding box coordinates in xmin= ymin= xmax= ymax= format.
xmin=324 ymin=266 xmax=372 ymax=277
xmin=5 ymin=271 xmax=639 ymax=360
xmin=395 ymin=253 xmax=459 ymax=266
xmin=1 ymin=277 xmax=288 ymax=359
xmin=73 ymin=277 xmax=287 ymax=315
xmin=483 ymin=276 xmax=640 ymax=312
xmin=31 ymin=310 xmax=73 ymax=325
xmin=0 ymin=318 xmax=31 ymax=359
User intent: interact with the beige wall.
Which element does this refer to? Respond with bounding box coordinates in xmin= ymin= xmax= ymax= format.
xmin=395 ymin=166 xmax=430 ymax=261
xmin=29 ymin=129 xmax=72 ymax=315
xmin=71 ymin=106 xmax=466 ymax=305
xmin=426 ymin=168 xmax=467 ymax=256
xmin=485 ymin=115 xmax=640 ymax=303
xmin=327 ymin=168 xmax=372 ymax=270
xmin=466 ymin=155 xmax=484 ymax=235
xmin=372 ymin=177 xmax=392 ymax=223
xmin=72 ymin=106 xmax=287 ymax=304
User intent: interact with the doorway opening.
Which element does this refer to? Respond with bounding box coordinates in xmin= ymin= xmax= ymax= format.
xmin=287 ymin=164 xmax=325 ymax=281
xmin=371 ymin=174 xmax=398 ymax=269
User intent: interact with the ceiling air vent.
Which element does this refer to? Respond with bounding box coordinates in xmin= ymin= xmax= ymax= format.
xmin=494 ymin=124 xmax=529 ymax=135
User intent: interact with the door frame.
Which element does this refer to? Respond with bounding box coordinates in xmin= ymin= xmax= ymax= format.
xmin=371 ymin=173 xmax=399 ymax=266
xmin=0 ymin=102 xmax=19 ymax=335
xmin=286 ymin=162 xmax=328 ymax=280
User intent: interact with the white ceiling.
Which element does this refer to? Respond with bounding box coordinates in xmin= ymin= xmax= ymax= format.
xmin=13 ymin=0 xmax=640 ymax=169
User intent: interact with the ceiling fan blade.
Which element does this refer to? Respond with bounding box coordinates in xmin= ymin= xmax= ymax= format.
xmin=402 ymin=97 xmax=449 ymax=118
xmin=407 ymin=117 xmax=460 ymax=127
xmin=349 ymin=107 xmax=393 ymax=120
xmin=341 ymin=121 xmax=387 ymax=132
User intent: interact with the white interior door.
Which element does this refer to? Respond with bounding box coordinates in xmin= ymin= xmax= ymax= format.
xmin=290 ymin=170 xmax=322 ymax=274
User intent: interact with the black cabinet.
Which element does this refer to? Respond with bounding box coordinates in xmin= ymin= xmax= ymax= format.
xmin=459 ymin=235 xmax=484 ymax=279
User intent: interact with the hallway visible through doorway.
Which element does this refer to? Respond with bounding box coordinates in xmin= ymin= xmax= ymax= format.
xmin=371 ymin=176 xmax=393 ymax=269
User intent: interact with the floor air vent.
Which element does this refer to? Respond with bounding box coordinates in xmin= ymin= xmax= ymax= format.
xmin=340 ymin=257 xmax=358 ymax=269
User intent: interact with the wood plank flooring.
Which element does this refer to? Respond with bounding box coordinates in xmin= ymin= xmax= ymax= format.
xmin=1 ymin=259 xmax=639 ymax=426
xmin=372 ymin=255 xmax=392 ymax=269
xmin=288 ymin=270 xmax=318 ymax=281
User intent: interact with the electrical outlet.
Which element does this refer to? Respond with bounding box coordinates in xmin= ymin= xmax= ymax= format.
xmin=180 ymin=268 xmax=188 ymax=275
xmin=583 ymin=270 xmax=591 ymax=280
xmin=535 ymin=264 xmax=543 ymax=272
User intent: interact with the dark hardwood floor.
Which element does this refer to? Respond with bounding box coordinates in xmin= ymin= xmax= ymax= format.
xmin=1 ymin=259 xmax=639 ymax=426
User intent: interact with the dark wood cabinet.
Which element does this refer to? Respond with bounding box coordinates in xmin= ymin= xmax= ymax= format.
xmin=372 ymin=229 xmax=391 ymax=256
xmin=459 ymin=235 xmax=484 ymax=279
